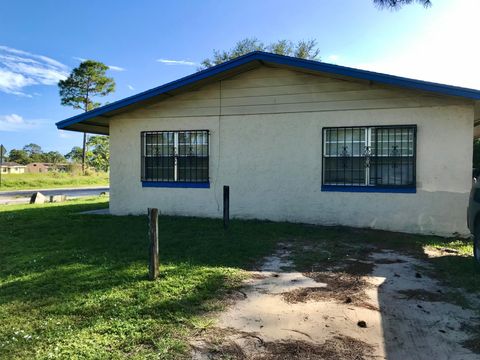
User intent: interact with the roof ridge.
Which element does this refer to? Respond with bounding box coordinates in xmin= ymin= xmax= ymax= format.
xmin=57 ymin=51 xmax=480 ymax=132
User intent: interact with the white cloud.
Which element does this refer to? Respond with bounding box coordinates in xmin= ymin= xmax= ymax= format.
xmin=73 ymin=56 xmax=125 ymax=71
xmin=0 ymin=114 xmax=41 ymax=132
xmin=127 ymin=84 xmax=135 ymax=90
xmin=0 ymin=45 xmax=69 ymax=96
xmin=157 ymin=58 xmax=197 ymax=66
xmin=0 ymin=69 xmax=34 ymax=97
xmin=108 ymin=65 xmax=125 ymax=71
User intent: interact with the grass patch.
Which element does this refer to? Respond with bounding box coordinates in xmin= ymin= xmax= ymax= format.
xmin=0 ymin=198 xmax=303 ymax=359
xmin=0 ymin=172 xmax=109 ymax=191
xmin=289 ymin=226 xmax=480 ymax=293
xmin=1 ymin=199 xmax=479 ymax=358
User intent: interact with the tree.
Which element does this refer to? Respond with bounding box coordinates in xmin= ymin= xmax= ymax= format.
xmin=58 ymin=60 xmax=115 ymax=174
xmin=86 ymin=136 xmax=109 ymax=172
xmin=373 ymin=0 xmax=431 ymax=9
xmin=31 ymin=154 xmax=45 ymax=162
xmin=8 ymin=149 xmax=30 ymax=165
xmin=201 ymin=38 xmax=320 ymax=68
xmin=43 ymin=151 xmax=66 ymax=165
xmin=65 ymin=146 xmax=83 ymax=163
xmin=23 ymin=143 xmax=42 ymax=157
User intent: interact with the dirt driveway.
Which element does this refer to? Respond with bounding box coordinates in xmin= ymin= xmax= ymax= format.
xmin=191 ymin=243 xmax=480 ymax=359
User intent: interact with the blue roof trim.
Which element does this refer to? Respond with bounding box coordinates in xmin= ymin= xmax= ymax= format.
xmin=321 ymin=185 xmax=416 ymax=194
xmin=56 ymin=51 xmax=480 ymax=130
xmin=142 ymin=181 xmax=210 ymax=188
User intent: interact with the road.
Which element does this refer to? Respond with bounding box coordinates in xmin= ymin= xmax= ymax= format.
xmin=0 ymin=186 xmax=109 ymax=205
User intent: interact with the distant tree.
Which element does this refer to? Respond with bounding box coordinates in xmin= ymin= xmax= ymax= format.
xmin=373 ymin=0 xmax=431 ymax=9
xmin=58 ymin=60 xmax=115 ymax=174
xmin=23 ymin=143 xmax=42 ymax=157
xmin=8 ymin=149 xmax=30 ymax=165
xmin=293 ymin=40 xmax=321 ymax=60
xmin=201 ymin=38 xmax=320 ymax=68
xmin=43 ymin=151 xmax=66 ymax=165
xmin=86 ymin=136 xmax=109 ymax=172
xmin=65 ymin=146 xmax=84 ymax=163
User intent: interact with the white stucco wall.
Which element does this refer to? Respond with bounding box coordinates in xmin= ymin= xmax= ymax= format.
xmin=109 ymin=66 xmax=474 ymax=237
xmin=1 ymin=166 xmax=25 ymax=174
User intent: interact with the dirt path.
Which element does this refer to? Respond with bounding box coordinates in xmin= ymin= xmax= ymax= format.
xmin=191 ymin=245 xmax=479 ymax=359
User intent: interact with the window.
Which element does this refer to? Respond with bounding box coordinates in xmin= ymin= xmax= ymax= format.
xmin=322 ymin=125 xmax=416 ymax=191
xmin=141 ymin=130 xmax=209 ymax=186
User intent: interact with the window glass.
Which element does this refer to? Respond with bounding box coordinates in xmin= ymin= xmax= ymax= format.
xmin=323 ymin=126 xmax=416 ymax=187
xmin=142 ymin=130 xmax=209 ymax=183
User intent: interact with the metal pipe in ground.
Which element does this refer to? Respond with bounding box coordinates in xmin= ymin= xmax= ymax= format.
xmin=223 ymin=185 xmax=229 ymax=229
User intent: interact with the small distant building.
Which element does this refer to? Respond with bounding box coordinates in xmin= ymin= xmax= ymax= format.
xmin=26 ymin=162 xmax=50 ymax=173
xmin=1 ymin=162 xmax=26 ymax=174
xmin=26 ymin=162 xmax=69 ymax=173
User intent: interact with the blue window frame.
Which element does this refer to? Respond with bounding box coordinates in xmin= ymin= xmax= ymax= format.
xmin=141 ymin=130 xmax=209 ymax=186
xmin=322 ymin=125 xmax=416 ymax=192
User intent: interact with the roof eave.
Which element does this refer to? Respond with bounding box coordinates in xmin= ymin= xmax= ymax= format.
xmin=56 ymin=51 xmax=480 ymax=133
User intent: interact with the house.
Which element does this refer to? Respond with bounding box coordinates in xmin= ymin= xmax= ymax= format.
xmin=26 ymin=162 xmax=69 ymax=173
xmin=26 ymin=162 xmax=50 ymax=173
xmin=56 ymin=52 xmax=480 ymax=237
xmin=1 ymin=162 xmax=26 ymax=174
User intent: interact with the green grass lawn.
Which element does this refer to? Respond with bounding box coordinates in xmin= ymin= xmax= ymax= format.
xmin=0 ymin=198 xmax=478 ymax=359
xmin=0 ymin=172 xmax=109 ymax=191
xmin=0 ymin=198 xmax=292 ymax=359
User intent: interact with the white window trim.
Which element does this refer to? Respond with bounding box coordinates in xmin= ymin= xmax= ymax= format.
xmin=142 ymin=130 xmax=210 ymax=183
xmin=322 ymin=125 xmax=416 ymax=188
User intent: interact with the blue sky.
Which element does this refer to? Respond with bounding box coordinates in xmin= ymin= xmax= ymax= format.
xmin=1 ymin=0 xmax=478 ymax=154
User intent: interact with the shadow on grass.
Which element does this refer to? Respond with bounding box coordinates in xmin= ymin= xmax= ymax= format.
xmin=291 ymin=225 xmax=480 ymax=294
xmin=1 ymin=200 xmax=479 ymax=358
xmin=2 ymin=202 xmax=478 ymax=307
xmin=0 ymin=199 xmax=291 ymax=302
xmin=289 ymin=226 xmax=480 ymax=357
xmin=0 ymin=200 xmax=290 ymax=357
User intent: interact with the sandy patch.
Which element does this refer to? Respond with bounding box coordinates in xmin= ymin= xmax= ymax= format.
xmin=370 ymin=250 xmax=478 ymax=359
xmin=192 ymin=245 xmax=479 ymax=359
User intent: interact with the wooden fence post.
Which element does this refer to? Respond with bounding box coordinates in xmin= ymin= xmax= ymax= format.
xmin=223 ymin=186 xmax=230 ymax=229
xmin=148 ymin=208 xmax=159 ymax=280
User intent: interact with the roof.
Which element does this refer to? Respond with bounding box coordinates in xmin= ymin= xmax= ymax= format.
xmin=1 ymin=162 xmax=25 ymax=167
xmin=56 ymin=51 xmax=480 ymax=135
xmin=27 ymin=162 xmax=70 ymax=167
